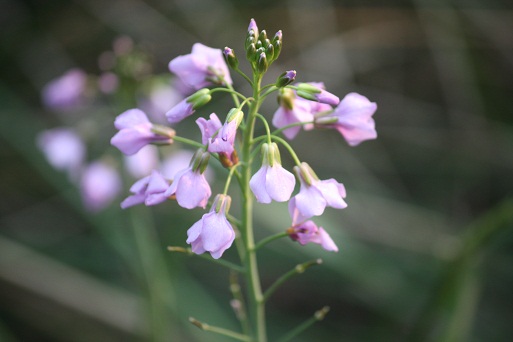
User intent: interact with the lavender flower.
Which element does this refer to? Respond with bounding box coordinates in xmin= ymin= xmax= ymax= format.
xmin=42 ymin=68 xmax=87 ymax=110
xmin=249 ymin=143 xmax=295 ymax=203
xmin=111 ymin=109 xmax=175 ymax=155
xmin=272 ymin=89 xmax=314 ymax=140
xmin=169 ymin=43 xmax=232 ymax=89
xmin=287 ymin=220 xmax=338 ymax=252
xmin=272 ymin=85 xmax=332 ymax=140
xmin=121 ymin=170 xmax=169 ymax=208
xmin=296 ymin=83 xmax=340 ymax=106
xmin=207 ymin=119 xmax=237 ymax=155
xmin=124 ymin=145 xmax=159 ymax=178
xmin=186 ymin=194 xmax=235 ymax=259
xmin=165 ymin=89 xmax=211 ymax=124
xmin=164 ymin=151 xmax=211 ymax=209
xmin=196 ymin=113 xmax=222 ymax=145
xmin=80 ymin=161 xmax=122 ymax=212
xmin=37 ymin=128 xmax=85 ymax=180
xmin=289 ymin=163 xmax=347 ymax=224
xmin=316 ymin=92 xmax=377 ymax=146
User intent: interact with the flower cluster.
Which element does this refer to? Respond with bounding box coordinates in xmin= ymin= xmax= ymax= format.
xmin=110 ymin=18 xmax=378 ymax=259
xmin=37 ymin=36 xmax=192 ymax=212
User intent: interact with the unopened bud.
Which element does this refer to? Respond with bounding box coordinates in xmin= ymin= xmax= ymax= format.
xmin=258 ymin=30 xmax=268 ymax=42
xmin=246 ymin=43 xmax=257 ymax=61
xmin=248 ymin=18 xmax=258 ymax=38
xmin=276 ymin=70 xmax=296 ymax=88
xmin=257 ymin=52 xmax=268 ymax=73
xmin=223 ymin=47 xmax=239 ymax=69
xmin=265 ymin=43 xmax=274 ymax=61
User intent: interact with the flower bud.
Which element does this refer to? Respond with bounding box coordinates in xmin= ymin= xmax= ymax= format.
xmin=276 ymin=70 xmax=296 ymax=88
xmin=246 ymin=43 xmax=257 ymax=61
xmin=258 ymin=29 xmax=268 ymax=42
xmin=248 ymin=18 xmax=258 ymax=39
xmin=257 ymin=52 xmax=268 ymax=73
xmin=272 ymin=31 xmax=282 ymax=60
xmin=265 ymin=43 xmax=274 ymax=61
xmin=223 ymin=47 xmax=239 ymax=69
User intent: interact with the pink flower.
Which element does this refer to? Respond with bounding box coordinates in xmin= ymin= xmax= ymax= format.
xmin=186 ymin=194 xmax=235 ymax=259
xmin=111 ymin=109 xmax=175 ymax=155
xmin=169 ymin=43 xmax=232 ymax=90
xmin=80 ymin=161 xmax=122 ymax=212
xmin=249 ymin=143 xmax=295 ymax=203
xmin=287 ymin=220 xmax=338 ymax=252
xmin=316 ymin=92 xmax=377 ymax=146
xmin=289 ymin=163 xmax=347 ymax=224
xmin=164 ymin=150 xmax=211 ymax=209
xmin=42 ymin=68 xmax=87 ymax=110
xmin=121 ymin=170 xmax=170 ymax=209
xmin=37 ymin=128 xmax=85 ymax=180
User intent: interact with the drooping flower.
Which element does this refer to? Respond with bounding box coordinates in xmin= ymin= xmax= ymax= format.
xmin=296 ymin=83 xmax=340 ymax=106
xmin=249 ymin=143 xmax=295 ymax=203
xmin=165 ymin=88 xmax=211 ymax=124
xmin=287 ymin=220 xmax=338 ymax=252
xmin=315 ymin=92 xmax=377 ymax=146
xmin=36 ymin=128 xmax=86 ymax=180
xmin=80 ymin=161 xmax=122 ymax=212
xmin=288 ymin=162 xmax=347 ymax=224
xmin=111 ymin=109 xmax=175 ymax=155
xmin=41 ymin=68 xmax=87 ymax=110
xmin=121 ymin=170 xmax=169 ymax=209
xmin=164 ymin=149 xmax=211 ymax=209
xmin=169 ymin=43 xmax=232 ymax=90
xmin=186 ymin=194 xmax=235 ymax=259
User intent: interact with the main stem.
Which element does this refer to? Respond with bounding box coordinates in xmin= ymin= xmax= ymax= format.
xmin=241 ymin=74 xmax=266 ymax=342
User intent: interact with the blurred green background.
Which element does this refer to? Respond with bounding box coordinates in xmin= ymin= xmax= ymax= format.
xmin=1 ymin=0 xmax=513 ymax=341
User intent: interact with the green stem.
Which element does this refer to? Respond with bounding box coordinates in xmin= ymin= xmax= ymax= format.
xmin=270 ymin=135 xmax=301 ymax=166
xmin=263 ymin=259 xmax=322 ymax=302
xmin=230 ymin=271 xmax=252 ymax=336
xmin=253 ymin=232 xmax=289 ymax=252
xmin=167 ymin=246 xmax=245 ymax=273
xmin=241 ymin=74 xmax=267 ymax=342
xmin=189 ymin=317 xmax=252 ymax=342
xmin=255 ymin=113 xmax=272 ymax=144
xmin=277 ymin=306 xmax=330 ymax=342
xmin=172 ymin=135 xmax=205 ymax=149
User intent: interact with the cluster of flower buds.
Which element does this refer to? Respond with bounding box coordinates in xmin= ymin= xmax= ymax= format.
xmin=243 ymin=18 xmax=282 ymax=73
